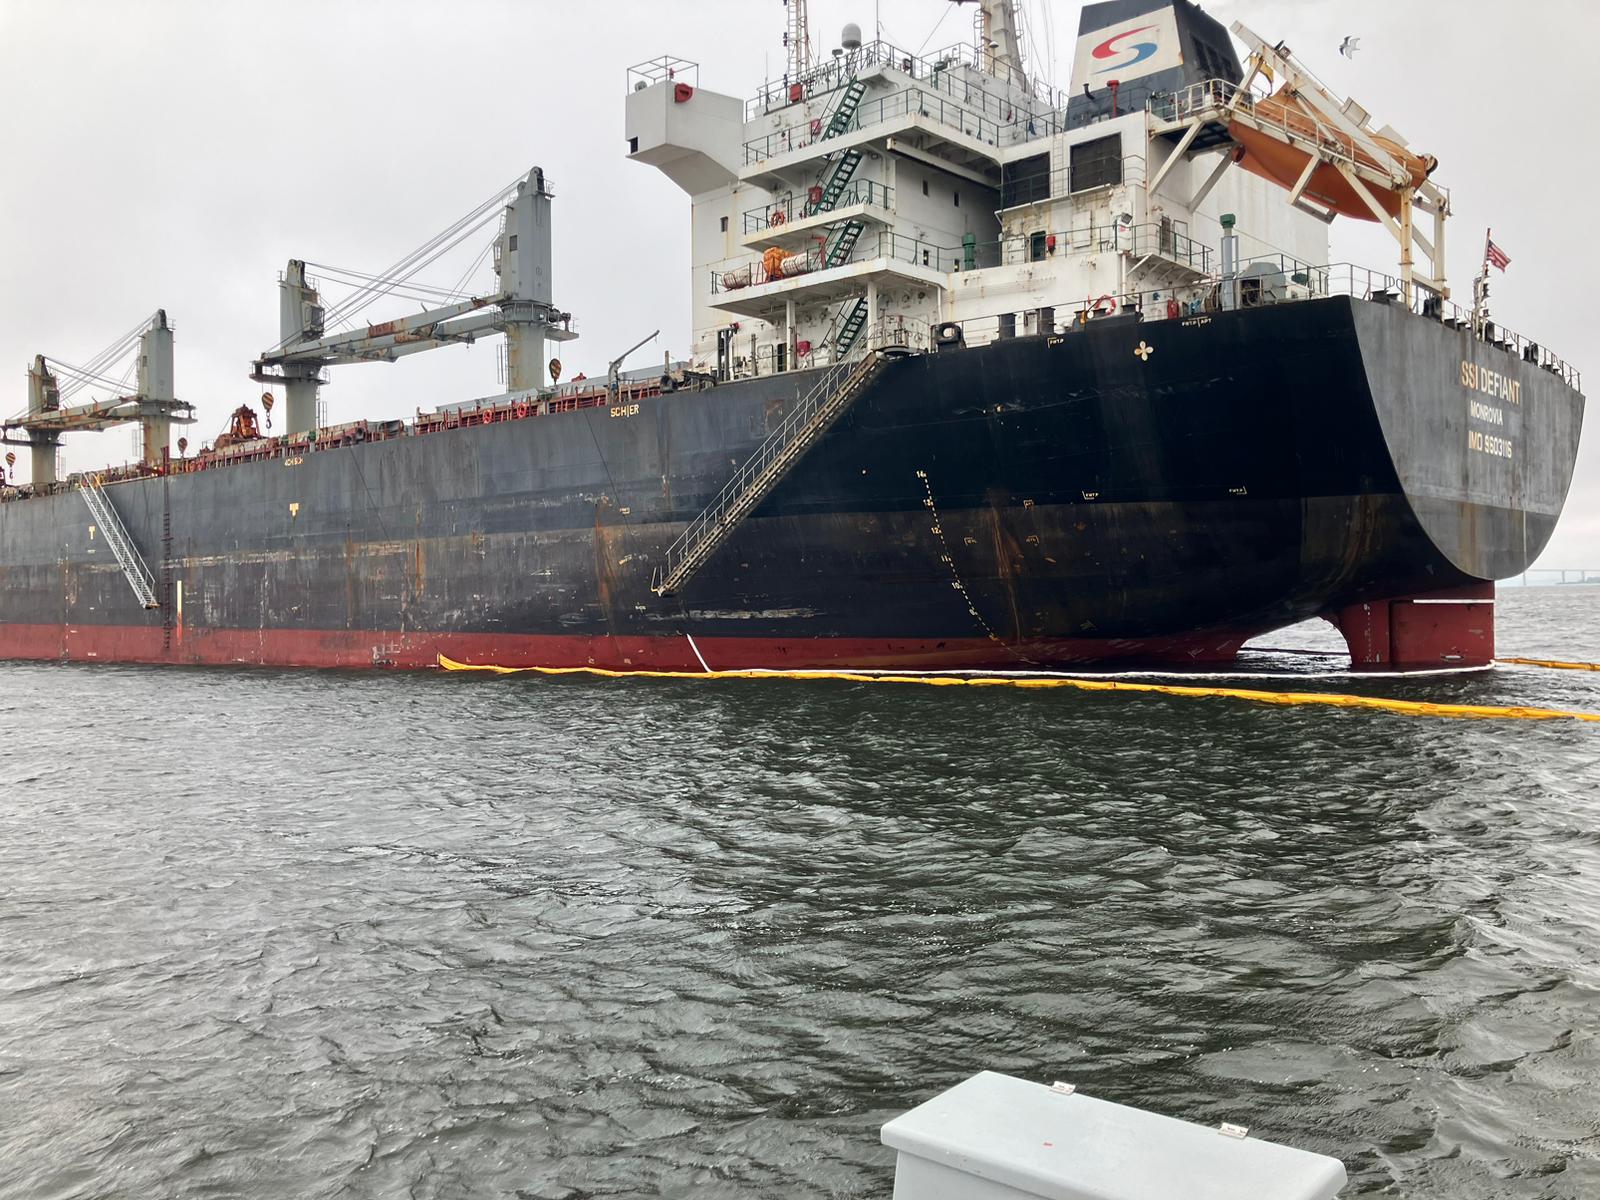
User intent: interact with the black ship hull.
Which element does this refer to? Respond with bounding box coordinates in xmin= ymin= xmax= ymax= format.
xmin=0 ymin=298 xmax=1583 ymax=671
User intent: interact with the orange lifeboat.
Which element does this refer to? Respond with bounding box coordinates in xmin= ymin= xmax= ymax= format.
xmin=1228 ymin=90 xmax=1437 ymax=221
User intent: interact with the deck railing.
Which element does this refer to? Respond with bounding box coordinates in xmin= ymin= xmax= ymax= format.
xmin=2 ymin=261 xmax=1577 ymax=508
xmin=743 ymin=181 xmax=894 ymax=234
xmin=708 ymin=219 xmax=1212 ymax=294
xmin=744 ymin=81 xmax=1059 ymax=165
xmin=935 ymin=260 xmax=1580 ymax=391
xmin=745 ymin=38 xmax=1061 ymax=121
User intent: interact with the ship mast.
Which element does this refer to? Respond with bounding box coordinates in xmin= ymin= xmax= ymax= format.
xmin=961 ymin=0 xmax=1027 ymax=88
xmin=784 ymin=0 xmax=812 ymax=80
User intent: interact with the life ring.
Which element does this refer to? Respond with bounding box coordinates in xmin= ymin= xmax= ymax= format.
xmin=1091 ymin=294 xmax=1117 ymax=317
xmin=1166 ymin=298 xmax=1180 ymax=320
xmin=514 ymin=402 xmax=531 ymax=420
xmin=769 ymin=209 xmax=787 ymax=227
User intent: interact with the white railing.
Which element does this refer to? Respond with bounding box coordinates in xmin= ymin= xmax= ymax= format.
xmin=79 ymin=478 xmax=159 ymax=609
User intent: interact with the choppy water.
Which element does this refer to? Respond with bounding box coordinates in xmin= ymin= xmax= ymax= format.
xmin=2 ymin=587 xmax=1599 ymax=1199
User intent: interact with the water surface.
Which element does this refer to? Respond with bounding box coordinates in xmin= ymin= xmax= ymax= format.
xmin=2 ymin=587 xmax=1598 ymax=1198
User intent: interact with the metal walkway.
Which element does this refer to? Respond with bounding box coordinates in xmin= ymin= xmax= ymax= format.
xmin=653 ymin=347 xmax=900 ymax=597
xmin=79 ymin=478 xmax=159 ymax=609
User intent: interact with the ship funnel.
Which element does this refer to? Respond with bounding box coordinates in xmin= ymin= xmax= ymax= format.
xmin=1067 ymin=0 xmax=1240 ymax=129
xmin=841 ymin=22 xmax=862 ymax=50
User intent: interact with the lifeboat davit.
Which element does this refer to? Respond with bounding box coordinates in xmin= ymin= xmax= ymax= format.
xmin=1228 ymin=90 xmax=1437 ymax=221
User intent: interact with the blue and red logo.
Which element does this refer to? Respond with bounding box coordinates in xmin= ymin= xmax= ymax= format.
xmin=1092 ymin=25 xmax=1159 ymax=74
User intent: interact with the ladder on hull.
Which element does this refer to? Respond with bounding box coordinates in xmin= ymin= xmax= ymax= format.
xmin=653 ymin=348 xmax=900 ymax=597
xmin=79 ymin=479 xmax=160 ymax=609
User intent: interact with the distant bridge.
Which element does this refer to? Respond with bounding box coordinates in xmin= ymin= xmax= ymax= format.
xmin=1512 ymin=568 xmax=1600 ymax=586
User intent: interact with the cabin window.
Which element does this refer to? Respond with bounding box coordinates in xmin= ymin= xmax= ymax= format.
xmin=1029 ymin=232 xmax=1047 ymax=262
xmin=629 ymin=137 xmax=639 ymax=154
xmin=719 ymin=216 xmax=728 ymax=232
xmin=922 ymin=179 xmax=930 ymax=196
xmin=1070 ymin=134 xmax=1122 ymax=192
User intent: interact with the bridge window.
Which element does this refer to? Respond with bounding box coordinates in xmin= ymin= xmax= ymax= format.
xmin=1001 ymin=153 xmax=1050 ymax=208
xmin=1070 ymin=134 xmax=1122 ymax=193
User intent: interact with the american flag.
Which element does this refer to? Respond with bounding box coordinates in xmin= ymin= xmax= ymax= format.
xmin=1486 ymin=239 xmax=1511 ymax=271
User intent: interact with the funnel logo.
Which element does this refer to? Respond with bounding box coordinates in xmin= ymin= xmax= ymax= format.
xmin=1093 ymin=26 xmax=1159 ymax=74
xmin=1071 ymin=9 xmax=1181 ymax=90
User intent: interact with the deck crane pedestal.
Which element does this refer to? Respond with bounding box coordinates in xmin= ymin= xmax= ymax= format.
xmin=250 ymin=167 xmax=577 ymax=434
xmin=1 ymin=310 xmax=195 ymax=485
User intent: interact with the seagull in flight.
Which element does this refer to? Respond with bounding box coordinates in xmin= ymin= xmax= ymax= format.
xmin=1339 ymin=36 xmax=1360 ymax=59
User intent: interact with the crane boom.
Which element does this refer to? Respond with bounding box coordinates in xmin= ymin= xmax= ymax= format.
xmin=2 ymin=311 xmax=195 ymax=484
xmin=608 ymin=330 xmax=661 ymax=400
xmin=250 ymin=167 xmax=576 ymax=436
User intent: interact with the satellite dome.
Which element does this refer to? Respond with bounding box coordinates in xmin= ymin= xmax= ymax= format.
xmin=841 ymin=23 xmax=863 ymax=50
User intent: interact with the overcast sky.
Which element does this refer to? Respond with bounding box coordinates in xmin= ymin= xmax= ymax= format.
xmin=0 ymin=0 xmax=1592 ymax=569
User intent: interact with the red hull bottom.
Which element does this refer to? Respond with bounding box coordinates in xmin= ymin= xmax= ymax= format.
xmin=0 ymin=622 xmax=1254 ymax=673
xmin=1326 ymin=582 xmax=1495 ymax=670
xmin=0 ymin=583 xmax=1496 ymax=672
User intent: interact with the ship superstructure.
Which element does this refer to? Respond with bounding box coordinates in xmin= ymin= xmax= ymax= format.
xmin=632 ymin=1 xmax=1332 ymax=380
xmin=0 ymin=0 xmax=1584 ymax=673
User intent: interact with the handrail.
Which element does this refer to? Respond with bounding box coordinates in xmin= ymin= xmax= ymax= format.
xmin=79 ymin=478 xmax=159 ymax=609
xmin=627 ymin=57 xmax=699 ymax=90
xmin=743 ymin=181 xmax=894 ymax=234
xmin=4 ymin=260 xmax=1574 ymax=511
xmin=926 ymin=260 xmax=1581 ymax=392
xmin=1147 ymin=77 xmax=1394 ymax=184
xmin=668 ymin=356 xmax=859 ymax=562
xmin=655 ymin=347 xmax=899 ymax=595
xmin=745 ymin=37 xmax=1061 ymax=121
xmin=745 ymin=82 xmax=1059 ymax=165
xmin=710 ymin=219 xmax=1214 ymax=292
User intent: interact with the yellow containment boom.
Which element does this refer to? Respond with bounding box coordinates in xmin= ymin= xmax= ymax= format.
xmin=436 ymin=655 xmax=1600 ymax=725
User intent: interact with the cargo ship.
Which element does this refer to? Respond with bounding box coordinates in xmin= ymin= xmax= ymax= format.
xmin=0 ymin=1 xmax=1584 ymax=672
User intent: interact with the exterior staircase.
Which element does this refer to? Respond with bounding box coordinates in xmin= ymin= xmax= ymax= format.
xmin=79 ymin=478 xmax=160 ymax=609
xmin=824 ymin=219 xmax=867 ymax=268
xmin=822 ymin=80 xmax=867 ymax=140
xmin=835 ymin=296 xmax=870 ymax=357
xmin=653 ymin=348 xmax=900 ymax=597
xmin=816 ymin=148 xmax=864 ymax=212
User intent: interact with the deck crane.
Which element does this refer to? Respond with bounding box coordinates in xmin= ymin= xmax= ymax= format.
xmin=607 ymin=330 xmax=660 ymax=403
xmin=250 ymin=167 xmax=577 ymax=436
xmin=1 ymin=310 xmax=195 ymax=485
